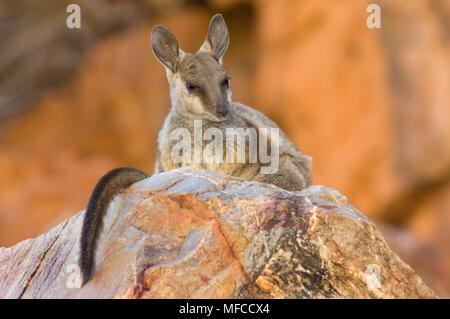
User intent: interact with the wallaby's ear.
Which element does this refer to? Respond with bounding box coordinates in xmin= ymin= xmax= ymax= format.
xmin=151 ymin=25 xmax=179 ymax=72
xmin=199 ymin=14 xmax=229 ymax=63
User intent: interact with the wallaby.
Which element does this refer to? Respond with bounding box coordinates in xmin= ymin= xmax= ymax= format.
xmin=79 ymin=14 xmax=312 ymax=285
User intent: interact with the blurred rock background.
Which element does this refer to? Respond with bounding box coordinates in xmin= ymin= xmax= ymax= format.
xmin=0 ymin=0 xmax=448 ymax=296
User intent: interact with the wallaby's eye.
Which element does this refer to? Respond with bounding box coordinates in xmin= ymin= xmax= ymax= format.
xmin=186 ymin=81 xmax=197 ymax=91
xmin=221 ymin=76 xmax=230 ymax=89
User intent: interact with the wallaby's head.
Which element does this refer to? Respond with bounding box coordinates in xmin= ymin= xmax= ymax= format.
xmin=152 ymin=14 xmax=231 ymax=122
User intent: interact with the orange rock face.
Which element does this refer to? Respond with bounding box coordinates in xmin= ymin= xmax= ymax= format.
xmin=0 ymin=168 xmax=436 ymax=298
xmin=0 ymin=0 xmax=448 ymax=296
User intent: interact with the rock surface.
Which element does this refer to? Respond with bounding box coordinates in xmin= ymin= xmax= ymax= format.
xmin=0 ymin=0 xmax=449 ymax=297
xmin=0 ymin=168 xmax=436 ymax=298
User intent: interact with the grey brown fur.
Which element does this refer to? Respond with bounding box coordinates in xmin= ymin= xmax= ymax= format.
xmin=79 ymin=14 xmax=312 ymax=285
xmin=153 ymin=14 xmax=312 ymax=190
xmin=79 ymin=167 xmax=149 ymax=284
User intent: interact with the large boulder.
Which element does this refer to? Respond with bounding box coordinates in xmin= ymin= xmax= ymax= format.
xmin=1 ymin=1 xmax=449 ymax=297
xmin=0 ymin=168 xmax=436 ymax=298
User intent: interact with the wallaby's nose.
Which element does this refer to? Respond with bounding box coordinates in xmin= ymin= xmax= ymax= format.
xmin=217 ymin=105 xmax=228 ymax=117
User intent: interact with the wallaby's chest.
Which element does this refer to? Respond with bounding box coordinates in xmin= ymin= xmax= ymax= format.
xmin=159 ymin=115 xmax=259 ymax=177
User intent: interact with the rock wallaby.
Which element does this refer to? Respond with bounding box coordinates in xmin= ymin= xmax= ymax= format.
xmin=79 ymin=14 xmax=312 ymax=285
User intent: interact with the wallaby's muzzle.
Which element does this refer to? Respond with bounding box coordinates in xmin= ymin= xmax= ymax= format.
xmin=217 ymin=105 xmax=229 ymax=118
